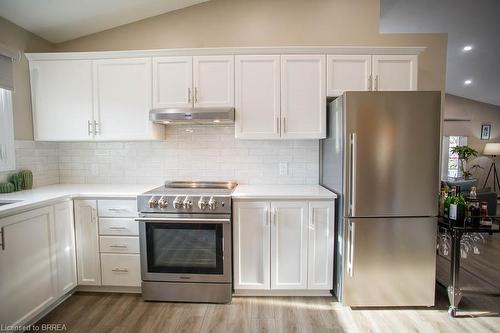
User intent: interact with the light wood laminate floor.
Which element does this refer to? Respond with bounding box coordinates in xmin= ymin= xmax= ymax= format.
xmin=33 ymin=286 xmax=500 ymax=333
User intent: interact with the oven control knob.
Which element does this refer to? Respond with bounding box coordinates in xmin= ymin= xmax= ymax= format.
xmin=158 ymin=196 xmax=168 ymax=208
xmin=198 ymin=197 xmax=208 ymax=210
xmin=148 ymin=197 xmax=159 ymax=208
xmin=173 ymin=196 xmax=183 ymax=209
xmin=183 ymin=196 xmax=193 ymax=209
xmin=208 ymin=197 xmax=218 ymax=210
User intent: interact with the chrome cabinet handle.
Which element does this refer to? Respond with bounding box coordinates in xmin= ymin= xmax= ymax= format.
xmin=91 ymin=208 xmax=98 ymax=223
xmin=108 ymin=208 xmax=129 ymax=212
xmin=109 ymin=226 xmax=127 ymax=230
xmin=282 ymin=117 xmax=286 ymax=134
xmin=87 ymin=120 xmax=93 ymax=136
xmin=349 ymin=133 xmax=357 ymax=217
xmin=94 ymin=121 xmax=100 ymax=135
xmin=188 ymin=88 xmax=191 ymax=103
xmin=265 ymin=208 xmax=269 ymax=226
xmin=273 ymin=208 xmax=277 ymax=225
xmin=310 ymin=210 xmax=315 ymax=229
xmin=368 ymin=74 xmax=372 ymax=91
xmin=109 ymin=244 xmax=127 ymax=248
xmin=194 ymin=87 xmax=198 ymax=103
xmin=112 ymin=268 xmax=129 ymax=273
xmin=347 ymin=221 xmax=356 ymax=277
xmin=375 ymin=75 xmax=379 ymax=91
xmin=276 ymin=117 xmax=280 ymax=134
xmin=0 ymin=227 xmax=5 ymax=251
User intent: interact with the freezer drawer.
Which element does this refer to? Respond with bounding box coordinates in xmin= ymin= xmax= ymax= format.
xmin=343 ymin=217 xmax=437 ymax=307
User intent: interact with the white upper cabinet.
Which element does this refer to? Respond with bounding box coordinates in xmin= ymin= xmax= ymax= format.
xmin=93 ymin=58 xmax=163 ymax=140
xmin=372 ymin=55 xmax=418 ymax=91
xmin=193 ymin=55 xmax=234 ymax=108
xmin=152 ymin=56 xmax=193 ymax=108
xmin=30 ymin=60 xmax=93 ymax=141
xmin=281 ymin=55 xmax=326 ymax=139
xmin=327 ymin=55 xmax=372 ymax=96
xmin=270 ymin=201 xmax=309 ymax=289
xmin=235 ymin=55 xmax=281 ymax=139
xmin=308 ymin=201 xmax=334 ymax=289
xmin=233 ymin=201 xmax=271 ymax=290
xmin=0 ymin=89 xmax=15 ymax=171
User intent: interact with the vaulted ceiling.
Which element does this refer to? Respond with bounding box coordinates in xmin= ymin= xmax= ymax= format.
xmin=0 ymin=0 xmax=209 ymax=43
xmin=380 ymin=0 xmax=500 ymax=106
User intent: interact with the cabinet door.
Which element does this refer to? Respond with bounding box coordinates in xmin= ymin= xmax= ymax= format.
xmin=372 ymin=55 xmax=418 ymax=91
xmin=74 ymin=200 xmax=101 ymax=285
xmin=281 ymin=55 xmax=326 ymax=139
xmin=308 ymin=201 xmax=334 ymax=289
xmin=327 ymin=55 xmax=372 ymax=96
xmin=30 ymin=60 xmax=93 ymax=141
xmin=152 ymin=56 xmax=193 ymax=108
xmin=233 ymin=201 xmax=271 ymax=290
xmin=271 ymin=201 xmax=308 ymax=289
xmin=93 ymin=58 xmax=163 ymax=140
xmin=0 ymin=89 xmax=15 ymax=171
xmin=235 ymin=55 xmax=281 ymax=139
xmin=193 ymin=56 xmax=234 ymax=108
xmin=54 ymin=201 xmax=77 ymax=295
xmin=0 ymin=207 xmax=57 ymax=327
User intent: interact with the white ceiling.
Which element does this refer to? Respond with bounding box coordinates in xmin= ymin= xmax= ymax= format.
xmin=380 ymin=0 xmax=500 ymax=106
xmin=0 ymin=0 xmax=209 ymax=43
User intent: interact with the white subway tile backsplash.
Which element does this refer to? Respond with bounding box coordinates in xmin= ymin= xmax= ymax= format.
xmin=1 ymin=126 xmax=319 ymax=187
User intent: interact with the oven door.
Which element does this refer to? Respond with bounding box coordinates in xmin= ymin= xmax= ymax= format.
xmin=137 ymin=214 xmax=231 ymax=283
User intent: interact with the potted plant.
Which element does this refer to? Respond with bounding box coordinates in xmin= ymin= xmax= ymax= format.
xmin=451 ymin=145 xmax=479 ymax=179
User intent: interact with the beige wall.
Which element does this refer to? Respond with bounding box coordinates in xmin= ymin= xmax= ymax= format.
xmin=444 ymin=94 xmax=500 ymax=188
xmin=56 ymin=0 xmax=447 ymax=93
xmin=0 ymin=17 xmax=54 ymax=140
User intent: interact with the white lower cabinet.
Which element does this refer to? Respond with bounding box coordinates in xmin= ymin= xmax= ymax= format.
xmin=233 ymin=199 xmax=334 ymax=292
xmin=101 ymin=253 xmax=141 ymax=287
xmin=54 ymin=201 xmax=77 ymax=296
xmin=74 ymin=200 xmax=101 ymax=286
xmin=271 ymin=201 xmax=308 ymax=289
xmin=0 ymin=207 xmax=57 ymax=327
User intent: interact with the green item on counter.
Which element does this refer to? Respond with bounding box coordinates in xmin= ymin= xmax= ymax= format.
xmin=0 ymin=182 xmax=15 ymax=193
xmin=9 ymin=174 xmax=22 ymax=191
xmin=18 ymin=170 xmax=33 ymax=190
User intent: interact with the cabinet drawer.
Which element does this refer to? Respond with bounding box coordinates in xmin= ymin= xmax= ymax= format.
xmin=101 ymin=253 xmax=141 ymax=287
xmin=100 ymin=236 xmax=139 ymax=254
xmin=98 ymin=200 xmax=137 ymax=217
xmin=99 ymin=218 xmax=138 ymax=236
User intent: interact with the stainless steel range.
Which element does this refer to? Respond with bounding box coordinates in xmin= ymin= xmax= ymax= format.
xmin=136 ymin=181 xmax=236 ymax=303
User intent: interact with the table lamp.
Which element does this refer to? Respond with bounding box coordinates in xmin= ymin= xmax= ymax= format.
xmin=482 ymin=143 xmax=500 ymax=191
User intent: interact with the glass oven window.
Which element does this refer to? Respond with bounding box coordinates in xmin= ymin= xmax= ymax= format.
xmin=146 ymin=223 xmax=223 ymax=274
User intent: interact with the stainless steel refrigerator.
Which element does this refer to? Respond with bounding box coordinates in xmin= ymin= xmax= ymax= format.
xmin=320 ymin=91 xmax=441 ymax=307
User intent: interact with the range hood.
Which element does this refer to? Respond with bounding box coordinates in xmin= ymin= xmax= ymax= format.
xmin=150 ymin=107 xmax=234 ymax=125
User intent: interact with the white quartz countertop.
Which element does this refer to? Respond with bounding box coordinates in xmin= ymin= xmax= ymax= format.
xmin=232 ymin=185 xmax=337 ymax=199
xmin=0 ymin=184 xmax=158 ymax=218
xmin=0 ymin=183 xmax=336 ymax=219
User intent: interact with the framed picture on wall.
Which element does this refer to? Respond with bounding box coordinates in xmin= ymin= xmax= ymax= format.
xmin=481 ymin=124 xmax=491 ymax=140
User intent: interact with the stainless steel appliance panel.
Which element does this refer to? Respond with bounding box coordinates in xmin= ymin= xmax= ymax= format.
xmin=343 ymin=91 xmax=441 ymax=218
xmin=138 ymin=216 xmax=232 ymax=284
xmin=342 ymin=217 xmax=437 ymax=307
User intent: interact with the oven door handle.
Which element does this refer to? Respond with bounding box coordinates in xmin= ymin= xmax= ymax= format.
xmin=135 ymin=217 xmax=230 ymax=223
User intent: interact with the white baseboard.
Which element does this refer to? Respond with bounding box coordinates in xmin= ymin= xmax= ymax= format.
xmin=233 ymin=289 xmax=333 ymax=297
xmin=76 ymin=285 xmax=141 ymax=294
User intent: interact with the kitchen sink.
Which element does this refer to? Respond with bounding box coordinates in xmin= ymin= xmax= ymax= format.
xmin=0 ymin=200 xmax=22 ymax=207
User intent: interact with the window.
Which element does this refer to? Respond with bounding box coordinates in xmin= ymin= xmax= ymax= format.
xmin=442 ymin=136 xmax=467 ymax=180
xmin=0 ymin=88 xmax=16 ymax=171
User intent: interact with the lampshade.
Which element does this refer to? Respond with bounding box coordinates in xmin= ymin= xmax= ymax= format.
xmin=483 ymin=143 xmax=500 ymax=156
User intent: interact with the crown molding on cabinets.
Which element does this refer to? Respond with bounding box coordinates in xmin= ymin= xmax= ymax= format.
xmin=25 ymin=46 xmax=426 ymax=61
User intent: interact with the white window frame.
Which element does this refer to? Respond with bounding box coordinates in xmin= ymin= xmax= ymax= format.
xmin=441 ymin=135 xmax=467 ymax=180
xmin=0 ymin=88 xmax=16 ymax=172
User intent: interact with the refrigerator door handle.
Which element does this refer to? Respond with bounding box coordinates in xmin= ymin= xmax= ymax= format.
xmin=349 ymin=133 xmax=357 ymax=216
xmin=347 ymin=220 xmax=356 ymax=277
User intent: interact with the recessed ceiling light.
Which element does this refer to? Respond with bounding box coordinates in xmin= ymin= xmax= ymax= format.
xmin=464 ymin=79 xmax=472 ymax=85
xmin=213 ymin=119 xmax=220 ymax=123
xmin=463 ymin=45 xmax=473 ymax=52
